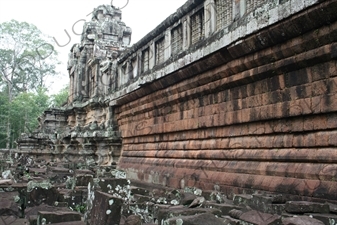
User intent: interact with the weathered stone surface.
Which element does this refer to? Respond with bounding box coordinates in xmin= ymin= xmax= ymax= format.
xmin=90 ymin=191 xmax=123 ymax=225
xmin=99 ymin=178 xmax=129 ymax=194
xmin=163 ymin=213 xmax=227 ymax=225
xmin=285 ymin=201 xmax=330 ymax=214
xmin=124 ymin=215 xmax=142 ymax=225
xmin=27 ymin=185 xmax=59 ymax=206
xmin=158 ymin=207 xmax=221 ymax=223
xmin=236 ymin=210 xmax=282 ymax=225
xmin=305 ymin=213 xmax=337 ymax=225
xmin=180 ymin=192 xmax=198 ymax=206
xmin=204 ymin=202 xmax=242 ymax=215
xmin=51 ymin=222 xmax=85 ymax=225
xmin=37 ymin=211 xmax=82 ymax=224
xmin=282 ymin=215 xmax=325 ymax=225
xmin=0 ymin=216 xmax=29 ymax=225
xmin=0 ymin=199 xmax=19 ymax=217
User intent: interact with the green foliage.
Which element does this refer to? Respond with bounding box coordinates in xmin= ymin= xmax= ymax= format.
xmin=0 ymin=88 xmax=50 ymax=148
xmin=74 ymin=203 xmax=87 ymax=214
xmin=51 ymin=85 xmax=69 ymax=107
xmin=0 ymin=20 xmax=64 ymax=148
xmin=0 ymin=20 xmax=60 ymax=94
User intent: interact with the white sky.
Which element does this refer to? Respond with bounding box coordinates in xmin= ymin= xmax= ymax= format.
xmin=0 ymin=0 xmax=186 ymax=94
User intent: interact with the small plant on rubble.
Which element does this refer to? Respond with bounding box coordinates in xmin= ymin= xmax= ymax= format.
xmin=74 ymin=203 xmax=87 ymax=214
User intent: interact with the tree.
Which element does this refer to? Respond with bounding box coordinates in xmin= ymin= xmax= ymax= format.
xmin=0 ymin=20 xmax=60 ymax=148
xmin=0 ymin=88 xmax=51 ymax=148
xmin=0 ymin=20 xmax=59 ymax=94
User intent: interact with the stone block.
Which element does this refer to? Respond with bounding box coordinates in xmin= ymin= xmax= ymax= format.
xmin=0 ymin=217 xmax=29 ymax=225
xmin=233 ymin=194 xmax=253 ymax=206
xmin=158 ymin=207 xmax=221 ymax=223
xmin=282 ymin=215 xmax=324 ymax=225
xmin=99 ymin=178 xmax=129 ymax=194
xmin=204 ymin=202 xmax=242 ymax=215
xmin=163 ymin=213 xmax=227 ymax=225
xmin=37 ymin=210 xmax=81 ymax=224
xmin=90 ymin=191 xmax=123 ymax=225
xmin=51 ymin=222 xmax=86 ymax=225
xmin=285 ymin=201 xmax=330 ymax=214
xmin=75 ymin=174 xmax=93 ymax=187
xmin=306 ymin=213 xmax=337 ymax=224
xmin=238 ymin=210 xmax=282 ymax=225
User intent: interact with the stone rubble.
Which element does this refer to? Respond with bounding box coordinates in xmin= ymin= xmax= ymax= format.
xmin=1 ymin=154 xmax=337 ymax=224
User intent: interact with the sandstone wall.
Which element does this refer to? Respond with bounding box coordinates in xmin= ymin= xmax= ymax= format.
xmin=116 ymin=0 xmax=337 ymax=200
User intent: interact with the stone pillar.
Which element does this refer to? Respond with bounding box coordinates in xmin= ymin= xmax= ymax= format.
xmin=149 ymin=41 xmax=155 ymax=70
xmin=233 ymin=0 xmax=246 ymax=21
xmin=205 ymin=0 xmax=216 ymax=37
xmin=183 ymin=16 xmax=191 ymax=50
xmin=164 ymin=29 xmax=171 ymax=61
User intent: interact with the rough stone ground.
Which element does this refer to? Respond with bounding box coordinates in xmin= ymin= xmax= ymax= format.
xmin=0 ymin=154 xmax=336 ymax=225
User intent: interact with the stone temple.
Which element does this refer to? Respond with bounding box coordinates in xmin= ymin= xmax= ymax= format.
xmin=1 ymin=0 xmax=337 ymax=224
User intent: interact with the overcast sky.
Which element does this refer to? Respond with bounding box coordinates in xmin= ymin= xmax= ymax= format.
xmin=0 ymin=0 xmax=186 ymax=93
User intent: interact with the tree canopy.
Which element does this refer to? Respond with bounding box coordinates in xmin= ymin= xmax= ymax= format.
xmin=0 ymin=20 xmax=59 ymax=95
xmin=0 ymin=20 xmax=67 ymax=148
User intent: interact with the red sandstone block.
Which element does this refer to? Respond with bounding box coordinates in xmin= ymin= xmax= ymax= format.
xmin=272 ymin=135 xmax=285 ymax=148
xmin=328 ymin=131 xmax=337 ymax=146
xmin=292 ymin=134 xmax=304 ymax=147
xmin=327 ymin=113 xmax=337 ymax=129
xmin=315 ymin=132 xmax=329 ymax=146
xmin=312 ymin=80 xmax=329 ymax=97
xmin=312 ymin=116 xmax=327 ymax=130
xmin=284 ymin=134 xmax=294 ymax=148
xmin=326 ymin=93 xmax=337 ymax=112
xmin=292 ymin=98 xmax=312 ymax=116
xmin=311 ymin=96 xmax=323 ymax=113
xmin=303 ymin=133 xmax=316 ymax=147
xmin=224 ymin=112 xmax=234 ymax=125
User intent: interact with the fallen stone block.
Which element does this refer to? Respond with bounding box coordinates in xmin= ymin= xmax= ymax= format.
xmin=233 ymin=194 xmax=253 ymax=206
xmin=0 ymin=179 xmax=13 ymax=185
xmin=285 ymin=201 xmax=330 ymax=214
xmin=230 ymin=209 xmax=282 ymax=225
xmin=75 ymin=174 xmax=93 ymax=187
xmin=130 ymin=186 xmax=150 ymax=196
xmin=37 ymin=210 xmax=82 ymax=224
xmin=163 ymin=213 xmax=227 ymax=225
xmin=0 ymin=216 xmax=29 ymax=225
xmin=133 ymin=194 xmax=152 ymax=204
xmin=158 ymin=207 xmax=221 ymax=223
xmin=99 ymin=178 xmax=129 ymax=194
xmin=51 ymin=221 xmax=86 ymax=225
xmin=124 ymin=215 xmax=142 ymax=225
xmin=221 ymin=215 xmax=242 ymax=225
xmin=305 ymin=213 xmax=337 ymax=224
xmin=0 ymin=199 xmax=20 ymax=217
xmin=180 ymin=192 xmax=198 ymax=206
xmin=282 ymin=215 xmax=324 ymax=225
xmin=204 ymin=202 xmax=242 ymax=215
xmin=90 ymin=191 xmax=123 ymax=225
